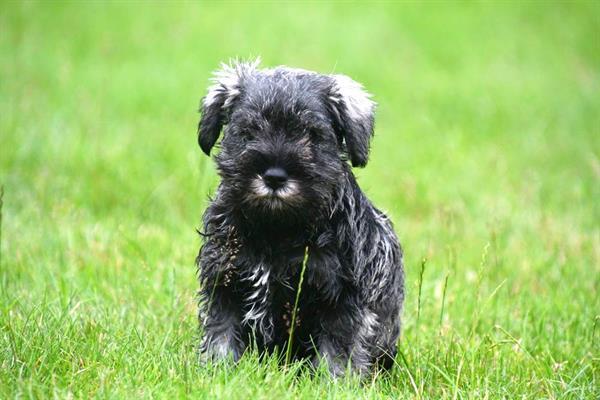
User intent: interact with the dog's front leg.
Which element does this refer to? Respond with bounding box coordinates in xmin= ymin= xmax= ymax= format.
xmin=199 ymin=286 xmax=245 ymax=363
xmin=313 ymin=296 xmax=369 ymax=377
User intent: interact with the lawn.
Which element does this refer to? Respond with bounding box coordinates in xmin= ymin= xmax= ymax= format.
xmin=1 ymin=1 xmax=599 ymax=398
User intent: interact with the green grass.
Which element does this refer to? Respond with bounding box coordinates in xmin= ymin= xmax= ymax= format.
xmin=1 ymin=1 xmax=599 ymax=398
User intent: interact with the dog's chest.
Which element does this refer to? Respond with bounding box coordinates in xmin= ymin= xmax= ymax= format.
xmin=234 ymin=248 xmax=318 ymax=341
xmin=239 ymin=250 xmax=307 ymax=305
xmin=215 ymin=226 xmax=342 ymax=341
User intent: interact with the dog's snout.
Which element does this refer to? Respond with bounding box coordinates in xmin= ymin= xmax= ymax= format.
xmin=262 ymin=167 xmax=288 ymax=190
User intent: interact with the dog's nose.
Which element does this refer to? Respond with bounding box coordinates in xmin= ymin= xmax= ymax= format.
xmin=262 ymin=167 xmax=288 ymax=190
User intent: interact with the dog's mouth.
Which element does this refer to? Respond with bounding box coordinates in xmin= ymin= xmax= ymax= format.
xmin=248 ymin=176 xmax=301 ymax=207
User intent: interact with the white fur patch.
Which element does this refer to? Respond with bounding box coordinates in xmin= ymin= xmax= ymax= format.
xmin=276 ymin=180 xmax=300 ymax=199
xmin=249 ymin=176 xmax=300 ymax=202
xmin=250 ymin=176 xmax=272 ymax=198
xmin=262 ymin=66 xmax=314 ymax=77
xmin=210 ymin=335 xmax=233 ymax=359
xmin=241 ymin=263 xmax=274 ymax=340
xmin=329 ymin=74 xmax=376 ymax=122
xmin=360 ymin=309 xmax=380 ymax=337
xmin=203 ymin=58 xmax=261 ymax=109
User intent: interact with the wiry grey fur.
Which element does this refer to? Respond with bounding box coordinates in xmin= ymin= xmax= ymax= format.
xmin=196 ymin=59 xmax=404 ymax=376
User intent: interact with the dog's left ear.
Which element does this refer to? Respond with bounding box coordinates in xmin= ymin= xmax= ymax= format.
xmin=198 ymin=59 xmax=259 ymax=155
xmin=328 ymin=74 xmax=376 ymax=168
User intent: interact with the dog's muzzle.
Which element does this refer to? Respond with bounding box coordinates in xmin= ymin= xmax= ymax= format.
xmin=249 ymin=167 xmax=300 ymax=204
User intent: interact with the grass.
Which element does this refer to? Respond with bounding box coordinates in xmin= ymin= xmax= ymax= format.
xmin=1 ymin=1 xmax=599 ymax=398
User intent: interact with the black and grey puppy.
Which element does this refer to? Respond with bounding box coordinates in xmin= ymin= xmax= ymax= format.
xmin=196 ymin=60 xmax=404 ymax=376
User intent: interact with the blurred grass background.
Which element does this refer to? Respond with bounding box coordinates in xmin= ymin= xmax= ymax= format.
xmin=1 ymin=1 xmax=599 ymax=398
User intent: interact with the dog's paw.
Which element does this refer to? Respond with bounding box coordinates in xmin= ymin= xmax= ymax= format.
xmin=199 ymin=336 xmax=242 ymax=365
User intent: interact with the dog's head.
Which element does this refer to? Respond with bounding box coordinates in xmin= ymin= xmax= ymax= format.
xmin=197 ymin=59 xmax=376 ymax=220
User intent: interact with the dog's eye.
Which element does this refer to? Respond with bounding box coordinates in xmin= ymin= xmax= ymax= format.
xmin=241 ymin=130 xmax=254 ymax=141
xmin=309 ymin=128 xmax=320 ymax=140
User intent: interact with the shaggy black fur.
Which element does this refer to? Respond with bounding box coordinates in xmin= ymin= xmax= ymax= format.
xmin=196 ymin=60 xmax=404 ymax=376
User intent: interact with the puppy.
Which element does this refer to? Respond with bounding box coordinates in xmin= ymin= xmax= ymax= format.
xmin=196 ymin=60 xmax=404 ymax=376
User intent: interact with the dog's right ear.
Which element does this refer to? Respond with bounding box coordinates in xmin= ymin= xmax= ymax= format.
xmin=327 ymin=74 xmax=376 ymax=168
xmin=198 ymin=59 xmax=260 ymax=155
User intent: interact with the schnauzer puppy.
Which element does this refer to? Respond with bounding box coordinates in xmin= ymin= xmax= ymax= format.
xmin=196 ymin=60 xmax=404 ymax=376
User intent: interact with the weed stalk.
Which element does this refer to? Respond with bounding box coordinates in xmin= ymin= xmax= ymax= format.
xmin=285 ymin=246 xmax=309 ymax=366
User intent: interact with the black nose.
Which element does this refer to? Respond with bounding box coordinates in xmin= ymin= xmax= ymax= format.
xmin=262 ymin=167 xmax=288 ymax=190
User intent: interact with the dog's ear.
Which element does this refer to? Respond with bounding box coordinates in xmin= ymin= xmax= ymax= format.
xmin=328 ymin=74 xmax=376 ymax=167
xmin=198 ymin=59 xmax=260 ymax=155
